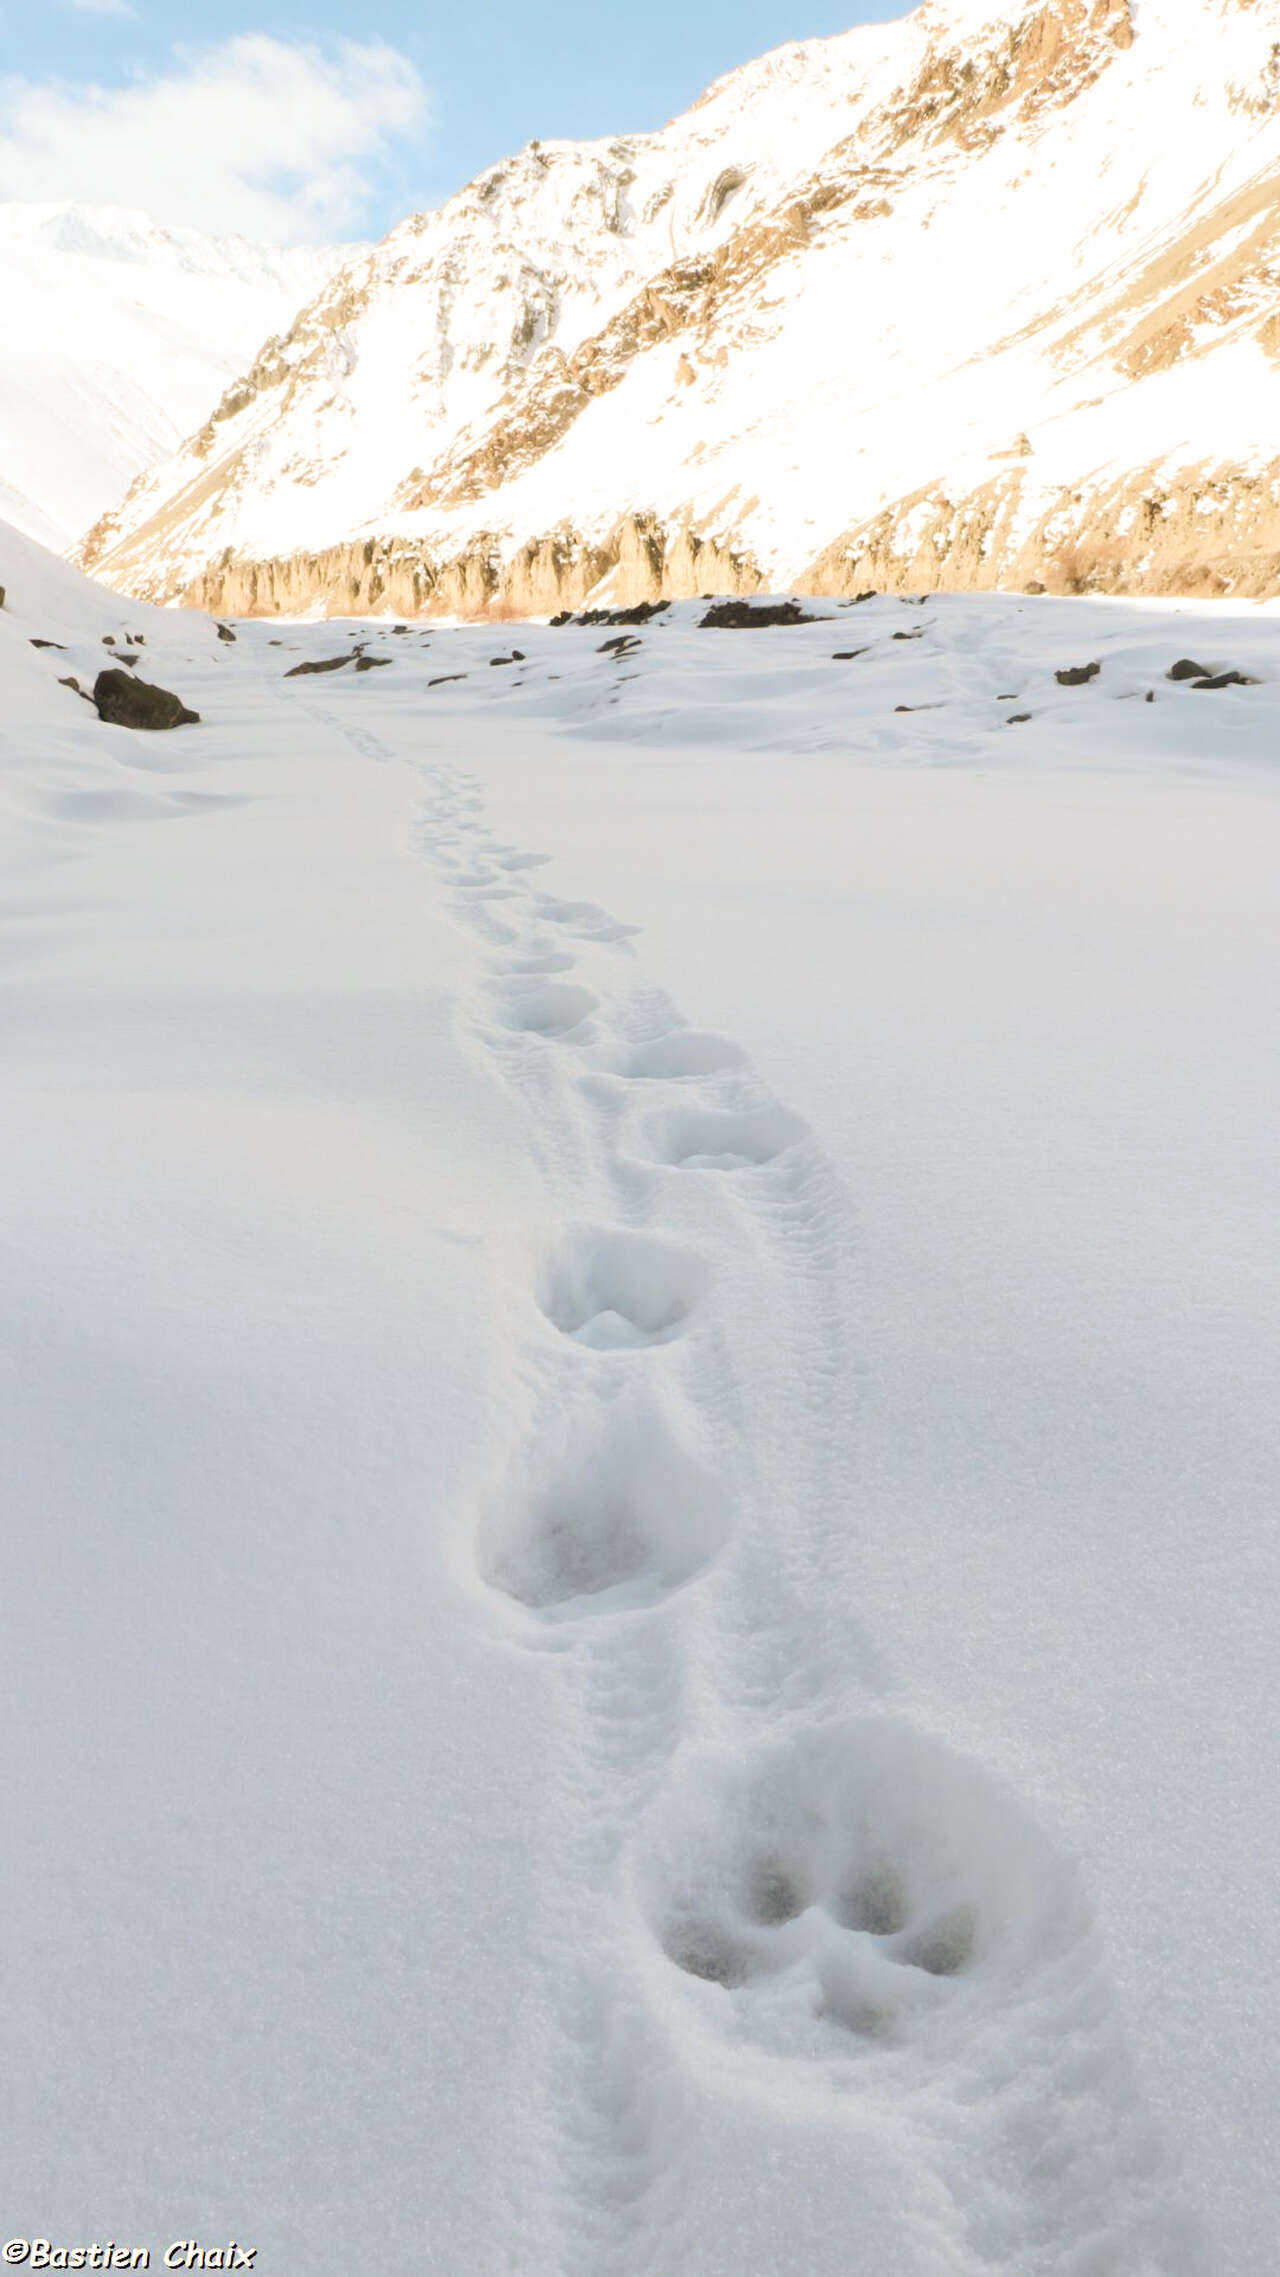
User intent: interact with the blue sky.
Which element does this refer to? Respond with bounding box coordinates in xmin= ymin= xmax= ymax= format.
xmin=0 ymin=0 xmax=915 ymax=241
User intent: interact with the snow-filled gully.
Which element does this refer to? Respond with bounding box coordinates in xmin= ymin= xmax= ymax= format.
xmin=299 ymin=686 xmax=1196 ymax=2277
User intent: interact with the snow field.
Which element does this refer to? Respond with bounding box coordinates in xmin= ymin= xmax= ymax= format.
xmin=6 ymin=546 xmax=1270 ymax=2270
xmin=287 ymin=633 xmax=1203 ymax=2273
xmin=387 ymin=589 xmax=1275 ymax=2277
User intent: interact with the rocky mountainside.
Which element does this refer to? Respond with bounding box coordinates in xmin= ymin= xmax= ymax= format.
xmin=79 ymin=0 xmax=1280 ymax=614
xmin=0 ymin=204 xmax=352 ymax=551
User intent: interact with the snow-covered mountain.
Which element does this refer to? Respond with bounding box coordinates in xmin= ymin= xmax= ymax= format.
xmin=80 ymin=0 xmax=1280 ymax=612
xmin=0 ymin=203 xmax=354 ymax=551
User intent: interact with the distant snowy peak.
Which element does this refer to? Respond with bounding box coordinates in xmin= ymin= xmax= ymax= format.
xmin=0 ymin=203 xmax=356 ymax=552
xmin=0 ymin=201 xmax=352 ymax=291
xmin=80 ymin=0 xmax=1280 ymax=614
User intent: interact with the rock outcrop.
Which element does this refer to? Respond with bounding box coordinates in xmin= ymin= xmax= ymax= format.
xmin=181 ymin=513 xmax=765 ymax=620
xmin=93 ymin=668 xmax=199 ymax=728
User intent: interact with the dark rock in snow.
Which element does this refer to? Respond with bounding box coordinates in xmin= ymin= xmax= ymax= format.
xmin=284 ymin=654 xmax=355 ymax=677
xmin=892 ymin=629 xmax=925 ymax=641
xmin=1167 ymin=658 xmax=1211 ymax=681
xmin=1007 ymin=712 xmax=1032 ymax=725
xmin=101 ymin=634 xmax=116 ymax=646
xmin=29 ymin=637 xmax=66 ymax=650
xmin=216 ymin=622 xmax=237 ymax=643
xmin=700 ymin=600 xmax=819 ymax=628
xmin=1193 ymin=670 xmax=1260 ymax=690
xmin=93 ymin=669 xmax=199 ymax=729
xmin=355 ymin=654 xmax=391 ymax=671
xmin=429 ymin=674 xmax=467 ymax=687
xmin=59 ymin=676 xmax=94 ymax=704
xmin=831 ymin=648 xmax=869 ymax=660
xmin=580 ymin=600 xmax=669 ymax=627
xmin=598 ymin=634 xmax=642 ymax=654
xmin=1055 ymin=661 xmax=1101 ymax=686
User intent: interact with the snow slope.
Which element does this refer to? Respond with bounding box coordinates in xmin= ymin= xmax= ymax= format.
xmin=0 ymin=510 xmax=223 ymax=720
xmin=0 ymin=203 xmax=351 ymax=551
xmin=82 ymin=0 xmax=1280 ymax=612
xmin=4 ymin=526 xmax=1277 ymax=2270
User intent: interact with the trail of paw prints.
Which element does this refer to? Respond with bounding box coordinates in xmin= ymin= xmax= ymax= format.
xmin=424 ymin=766 xmax=873 ymax=1758
xmin=330 ymin=700 xmax=1192 ymax=2276
xmin=466 ymin=937 xmax=868 ymax=1744
xmin=410 ymin=764 xmax=883 ymax=2266
xmin=474 ymin=1370 xmax=716 ymax=2276
xmin=574 ymin=1006 xmax=871 ymax=1732
xmin=411 ymin=766 xmax=647 ymax=1007
xmin=577 ymin=987 xmax=873 ymax=1731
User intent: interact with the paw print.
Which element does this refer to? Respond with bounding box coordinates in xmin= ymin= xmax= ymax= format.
xmin=634 ymin=1717 xmax=1078 ymax=2067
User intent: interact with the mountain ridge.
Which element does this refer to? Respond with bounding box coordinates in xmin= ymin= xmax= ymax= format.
xmin=0 ymin=202 xmax=354 ymax=551
xmin=77 ymin=0 xmax=1280 ymax=613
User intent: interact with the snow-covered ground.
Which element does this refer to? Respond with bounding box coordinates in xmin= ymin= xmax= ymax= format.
xmin=3 ymin=546 xmax=1277 ymax=2273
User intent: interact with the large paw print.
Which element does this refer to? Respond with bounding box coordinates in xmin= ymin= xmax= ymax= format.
xmin=634 ymin=1718 xmax=1080 ymax=2065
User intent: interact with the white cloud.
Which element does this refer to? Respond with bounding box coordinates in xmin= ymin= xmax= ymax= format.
xmin=0 ymin=36 xmax=427 ymax=242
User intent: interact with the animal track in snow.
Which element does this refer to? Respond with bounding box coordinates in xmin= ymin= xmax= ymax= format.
xmin=479 ymin=1403 xmax=730 ymax=1618
xmin=534 ymin=1225 xmax=709 ymax=1349
xmin=492 ymin=942 xmax=578 ymax=976
xmin=639 ymin=1102 xmax=810 ymax=1170
xmin=493 ymin=978 xmax=599 ymax=1038
xmin=442 ymin=860 xmax=499 ymax=885
xmin=614 ymin=1031 xmax=746 ymax=1081
xmin=636 ymin=1719 xmax=1081 ymax=2060
xmin=533 ymin=894 xmax=641 ymax=943
xmin=454 ymin=879 xmax=521 ymax=903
